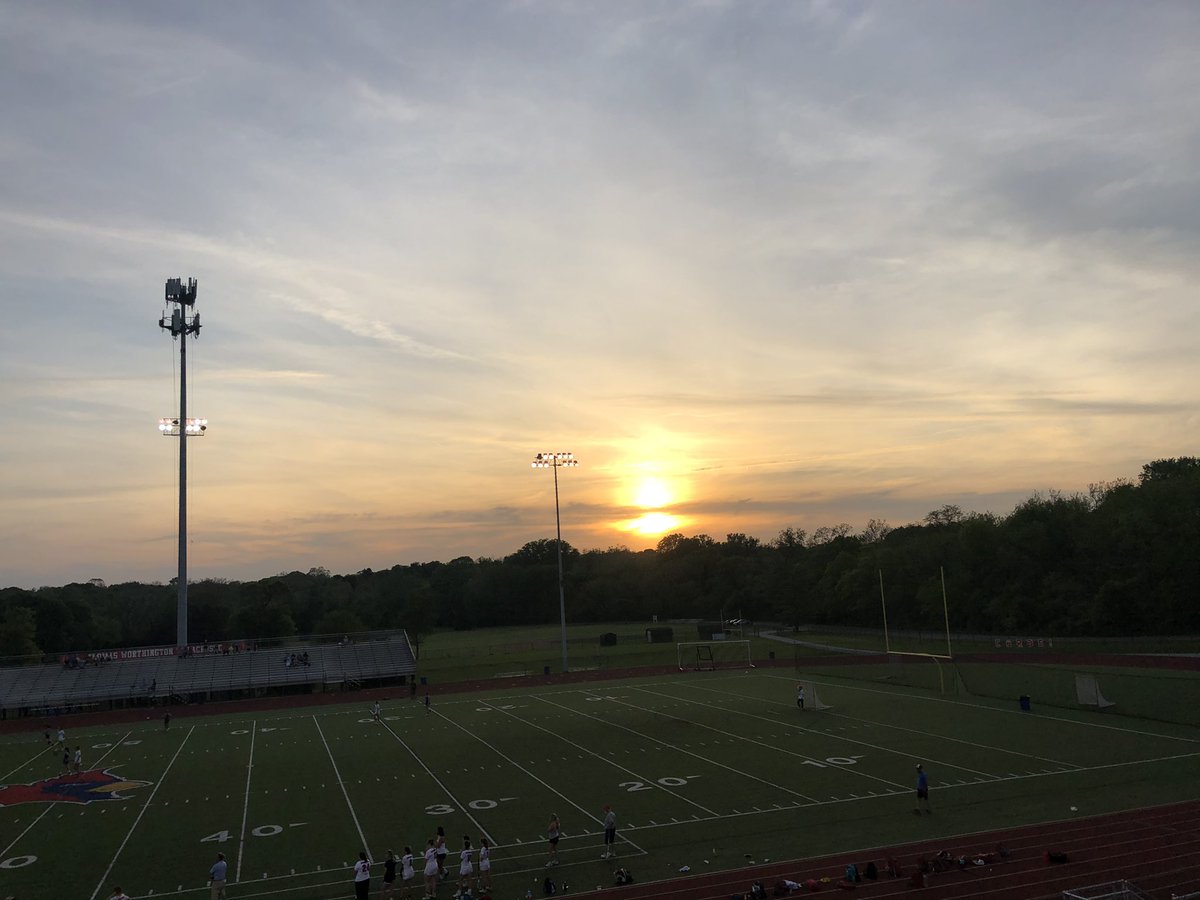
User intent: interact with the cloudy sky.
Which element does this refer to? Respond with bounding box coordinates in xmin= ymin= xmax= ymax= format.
xmin=1 ymin=1 xmax=1197 ymax=588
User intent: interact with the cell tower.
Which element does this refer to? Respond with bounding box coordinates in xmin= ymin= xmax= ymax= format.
xmin=158 ymin=277 xmax=205 ymax=648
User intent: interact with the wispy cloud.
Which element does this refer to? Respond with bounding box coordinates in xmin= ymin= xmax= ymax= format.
xmin=1 ymin=1 xmax=1198 ymax=586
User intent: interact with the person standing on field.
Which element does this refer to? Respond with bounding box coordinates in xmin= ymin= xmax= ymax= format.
xmin=601 ymin=804 xmax=617 ymax=859
xmin=477 ymin=837 xmax=492 ymax=892
xmin=381 ymin=849 xmax=397 ymax=898
xmin=209 ymin=851 xmax=228 ymax=900
xmin=546 ymin=813 xmax=561 ymax=867
xmin=458 ymin=836 xmax=474 ymax=891
xmin=353 ymin=850 xmax=371 ymax=900
xmin=435 ymin=826 xmax=448 ymax=877
xmin=422 ymin=838 xmax=440 ymax=899
xmin=914 ymin=763 xmax=932 ymax=814
xmin=400 ymin=845 xmax=415 ymax=897
xmin=73 ymin=745 xmax=82 ymax=774
xmin=796 ymin=683 xmax=806 ymax=710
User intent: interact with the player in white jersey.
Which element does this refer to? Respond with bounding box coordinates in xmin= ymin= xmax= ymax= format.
xmin=458 ymin=837 xmax=473 ymax=890
xmin=400 ymin=845 xmax=415 ymax=898
xmin=477 ymin=837 xmax=492 ymax=892
xmin=422 ymin=838 xmax=439 ymax=899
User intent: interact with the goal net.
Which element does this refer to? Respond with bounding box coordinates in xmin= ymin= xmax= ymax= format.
xmin=795 ymin=680 xmax=831 ymax=710
xmin=1075 ymin=674 xmax=1115 ymax=709
xmin=677 ymin=640 xmax=754 ymax=671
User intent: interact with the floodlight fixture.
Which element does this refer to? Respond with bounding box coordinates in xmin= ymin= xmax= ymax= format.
xmin=532 ymin=452 xmax=577 ymax=469
xmin=158 ymin=417 xmax=208 ymax=436
xmin=532 ymin=450 xmax=578 ymax=673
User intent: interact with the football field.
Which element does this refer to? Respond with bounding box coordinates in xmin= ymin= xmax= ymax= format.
xmin=3 ymin=668 xmax=1199 ymax=899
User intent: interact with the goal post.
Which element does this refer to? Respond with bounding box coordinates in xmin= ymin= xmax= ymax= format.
xmin=677 ymin=640 xmax=754 ymax=671
xmin=795 ymin=680 xmax=832 ymax=710
xmin=1075 ymin=673 xmax=1115 ymax=709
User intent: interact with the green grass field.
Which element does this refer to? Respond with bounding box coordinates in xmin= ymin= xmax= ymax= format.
xmin=3 ymin=667 xmax=1198 ymax=900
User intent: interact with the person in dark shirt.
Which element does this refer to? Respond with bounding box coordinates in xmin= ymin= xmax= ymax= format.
xmin=381 ymin=849 xmax=397 ymax=898
xmin=914 ymin=763 xmax=932 ymax=814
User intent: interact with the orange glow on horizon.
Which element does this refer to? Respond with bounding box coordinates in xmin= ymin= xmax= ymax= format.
xmin=619 ymin=511 xmax=683 ymax=537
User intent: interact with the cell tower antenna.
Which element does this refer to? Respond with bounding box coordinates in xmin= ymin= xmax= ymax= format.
xmin=158 ymin=277 xmax=205 ymax=648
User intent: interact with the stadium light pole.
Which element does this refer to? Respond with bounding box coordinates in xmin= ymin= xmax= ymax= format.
xmin=532 ymin=451 xmax=578 ymax=673
xmin=159 ymin=277 xmax=204 ymax=649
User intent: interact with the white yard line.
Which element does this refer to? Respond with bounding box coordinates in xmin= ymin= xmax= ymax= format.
xmin=89 ymin=726 xmax=194 ymax=900
xmin=482 ymin=696 xmax=696 ymax=840
xmin=631 ymin=684 xmax=996 ymax=781
xmin=0 ymin=730 xmax=132 ymax=859
xmin=1 ymin=743 xmax=52 ymax=781
xmin=759 ymin=670 xmax=1200 ymax=744
xmin=234 ymin=719 xmax=258 ymax=883
xmin=677 ymin=680 xmax=1082 ymax=770
xmin=442 ymin=704 xmax=601 ymax=826
xmin=535 ymin=692 xmax=817 ymax=805
xmin=377 ymin=717 xmax=497 ymax=845
xmin=312 ymin=715 xmax=372 ymax=858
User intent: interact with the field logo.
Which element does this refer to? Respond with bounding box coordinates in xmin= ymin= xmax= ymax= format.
xmin=0 ymin=768 xmax=151 ymax=806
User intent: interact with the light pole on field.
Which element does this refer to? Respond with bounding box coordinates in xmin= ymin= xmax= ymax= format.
xmin=532 ymin=451 xmax=578 ymax=673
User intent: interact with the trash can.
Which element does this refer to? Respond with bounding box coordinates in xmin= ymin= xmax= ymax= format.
xmin=1019 ymin=694 xmax=1031 ymax=711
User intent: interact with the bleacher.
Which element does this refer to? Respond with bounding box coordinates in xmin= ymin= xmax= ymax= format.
xmin=0 ymin=631 xmax=417 ymax=716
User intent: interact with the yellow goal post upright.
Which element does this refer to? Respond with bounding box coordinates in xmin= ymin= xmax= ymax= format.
xmin=878 ymin=566 xmax=956 ymax=694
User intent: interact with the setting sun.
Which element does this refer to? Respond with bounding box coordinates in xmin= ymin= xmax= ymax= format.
xmin=623 ymin=511 xmax=682 ymax=537
xmin=634 ymin=476 xmax=673 ymax=509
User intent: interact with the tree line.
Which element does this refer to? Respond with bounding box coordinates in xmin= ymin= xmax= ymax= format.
xmin=2 ymin=457 xmax=1197 ymax=658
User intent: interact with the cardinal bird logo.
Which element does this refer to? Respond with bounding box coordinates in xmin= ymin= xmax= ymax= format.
xmin=0 ymin=769 xmax=151 ymax=806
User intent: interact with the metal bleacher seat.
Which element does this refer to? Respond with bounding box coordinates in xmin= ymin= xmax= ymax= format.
xmin=1 ymin=631 xmax=417 ymax=715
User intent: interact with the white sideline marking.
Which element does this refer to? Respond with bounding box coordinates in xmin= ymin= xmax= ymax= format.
xmin=312 ymin=716 xmax=371 ymax=858
xmin=89 ymin=726 xmax=195 ymax=900
xmin=235 ymin=719 xmax=257 ymax=883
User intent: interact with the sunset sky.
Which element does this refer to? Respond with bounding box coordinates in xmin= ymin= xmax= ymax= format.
xmin=2 ymin=1 xmax=1197 ymax=588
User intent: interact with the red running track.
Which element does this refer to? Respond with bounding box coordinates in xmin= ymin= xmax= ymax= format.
xmin=597 ymin=799 xmax=1200 ymax=900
